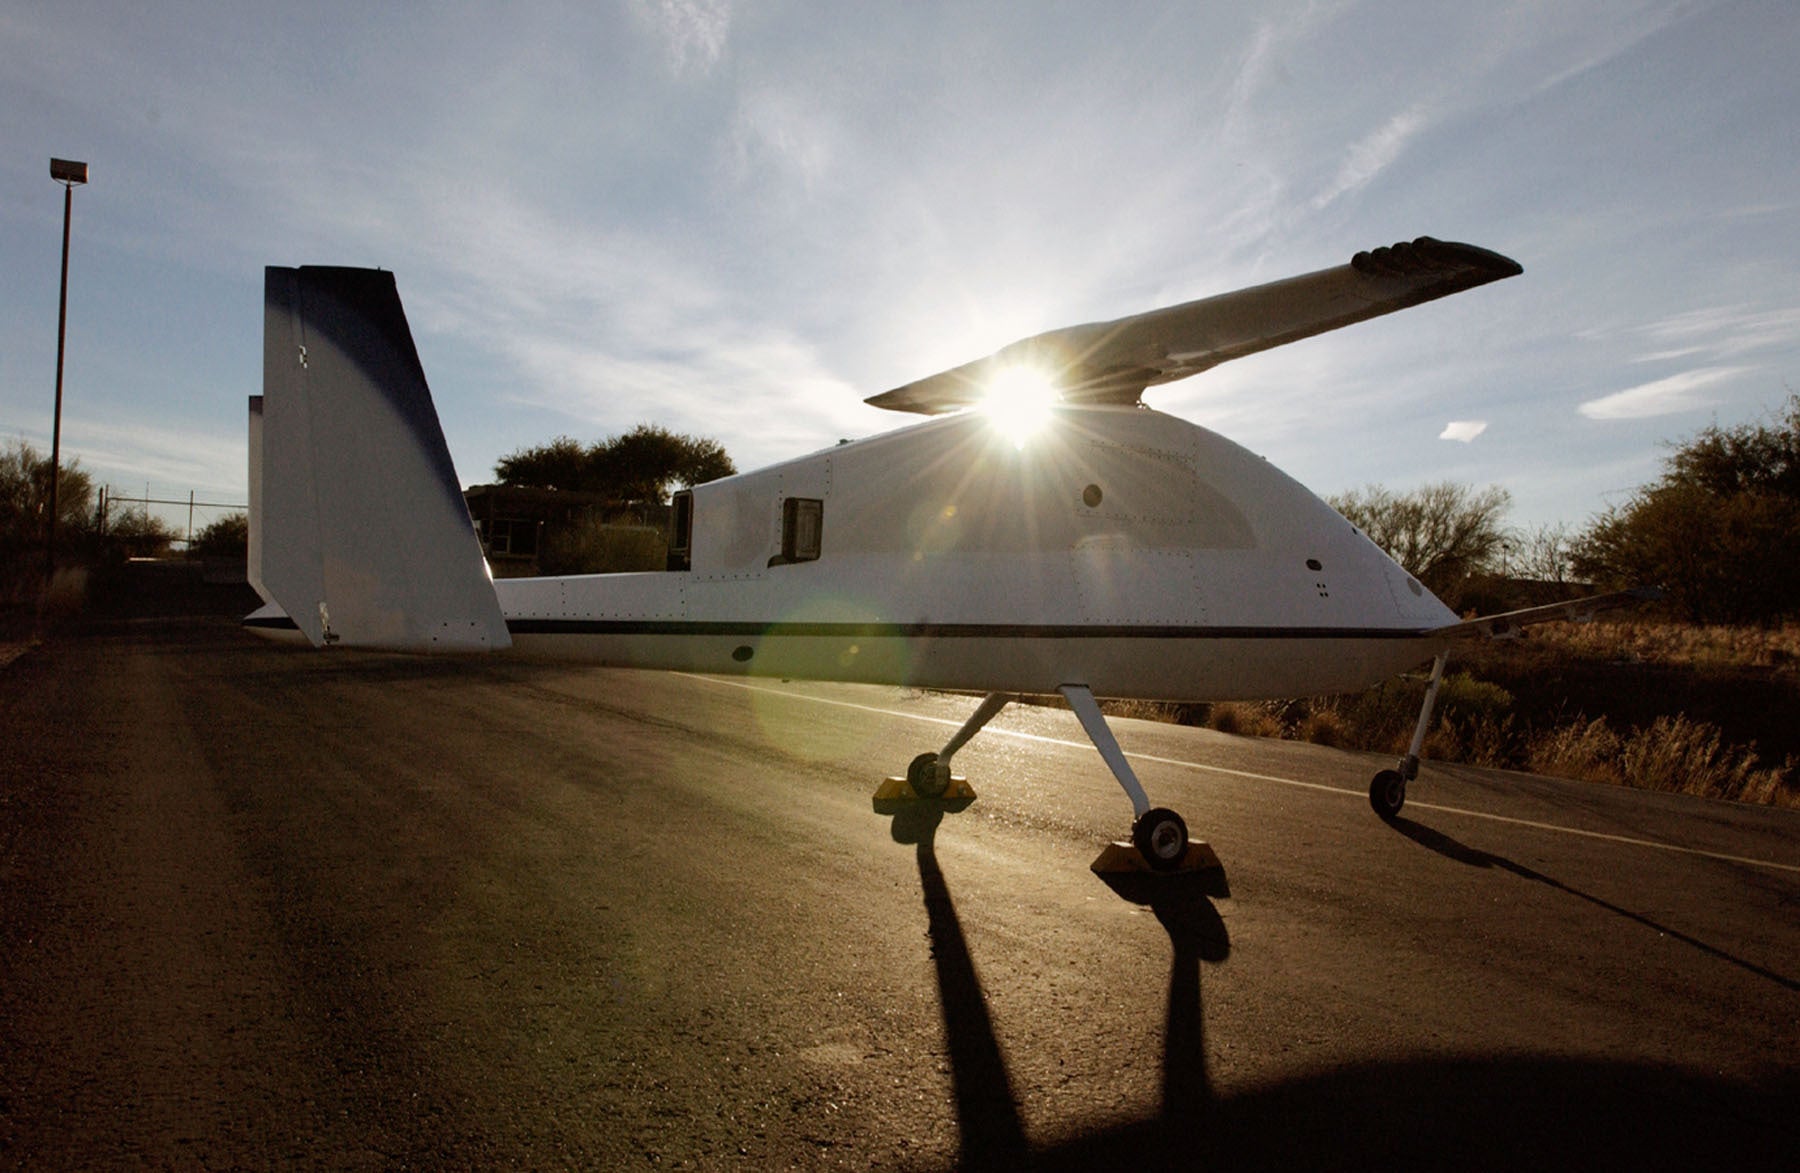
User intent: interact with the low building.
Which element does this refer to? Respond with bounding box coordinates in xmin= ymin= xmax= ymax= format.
xmin=462 ymin=484 xmax=669 ymax=577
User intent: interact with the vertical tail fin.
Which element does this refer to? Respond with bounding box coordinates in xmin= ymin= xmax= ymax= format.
xmin=256 ymin=266 xmax=509 ymax=652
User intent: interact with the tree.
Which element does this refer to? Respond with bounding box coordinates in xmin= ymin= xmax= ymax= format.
xmin=191 ymin=513 xmax=248 ymax=558
xmin=493 ymin=436 xmax=588 ymax=491
xmin=105 ymin=509 xmax=176 ymax=558
xmin=1663 ymin=395 xmax=1800 ymax=499
xmin=1 ymin=439 xmax=94 ymax=553
xmin=494 ymin=425 xmax=735 ymax=503
xmin=594 ymin=424 xmax=735 ymax=503
xmin=1508 ymin=521 xmax=1577 ymax=585
xmin=1574 ymin=395 xmax=1800 ymax=624
xmin=1327 ymin=481 xmax=1513 ymax=609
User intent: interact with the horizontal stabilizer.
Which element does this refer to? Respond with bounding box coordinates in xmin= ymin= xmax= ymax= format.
xmin=259 ymin=266 xmax=509 ymax=652
xmin=867 ymin=236 xmax=1521 ymax=415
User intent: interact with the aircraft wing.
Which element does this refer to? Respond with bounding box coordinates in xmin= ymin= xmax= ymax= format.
xmin=1430 ymin=587 xmax=1662 ymax=640
xmin=865 ymin=236 xmax=1522 ymax=415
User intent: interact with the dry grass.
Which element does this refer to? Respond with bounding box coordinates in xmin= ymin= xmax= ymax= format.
xmin=1522 ymin=618 xmax=1800 ymax=672
xmin=1097 ymin=624 xmax=1800 ymax=809
xmin=1203 ymin=702 xmax=1287 ymax=739
xmin=1529 ymin=714 xmax=1795 ymax=806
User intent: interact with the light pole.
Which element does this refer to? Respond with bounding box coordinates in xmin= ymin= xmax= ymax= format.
xmin=46 ymin=157 xmax=88 ymax=584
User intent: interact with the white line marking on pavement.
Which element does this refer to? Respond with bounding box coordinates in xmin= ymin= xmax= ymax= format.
xmin=686 ymin=675 xmax=1800 ymax=876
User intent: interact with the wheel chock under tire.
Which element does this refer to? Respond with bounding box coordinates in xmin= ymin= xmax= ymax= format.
xmin=873 ymin=773 xmax=977 ymax=815
xmin=1090 ymin=839 xmax=1222 ymax=875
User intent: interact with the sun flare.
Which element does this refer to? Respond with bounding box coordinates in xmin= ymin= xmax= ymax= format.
xmin=979 ymin=364 xmax=1060 ymax=445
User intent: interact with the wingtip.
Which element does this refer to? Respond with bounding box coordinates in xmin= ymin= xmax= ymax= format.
xmin=1351 ymin=236 xmax=1522 ymax=280
xmin=863 ymin=386 xmax=952 ymax=415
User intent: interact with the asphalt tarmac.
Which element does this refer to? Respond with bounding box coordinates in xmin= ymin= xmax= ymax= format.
xmin=2 ymin=614 xmax=1795 ymax=1170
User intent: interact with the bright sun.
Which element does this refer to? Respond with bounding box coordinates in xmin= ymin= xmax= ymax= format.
xmin=979 ymin=364 xmax=1060 ymax=445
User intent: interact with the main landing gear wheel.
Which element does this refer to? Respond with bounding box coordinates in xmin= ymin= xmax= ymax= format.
xmin=1131 ymin=807 xmax=1190 ymax=871
xmin=1369 ymin=769 xmax=1406 ymax=820
xmin=906 ymin=752 xmax=949 ymax=799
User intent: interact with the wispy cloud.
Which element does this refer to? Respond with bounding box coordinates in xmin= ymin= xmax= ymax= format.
xmin=631 ymin=0 xmax=733 ymax=76
xmin=4 ymin=1 xmax=1798 ymax=538
xmin=3 ymin=413 xmax=244 ymax=499
xmin=1525 ymin=1 xmax=1696 ymax=97
xmin=496 ymin=327 xmax=869 ymax=471
xmin=1221 ymin=21 xmax=1282 ymax=131
xmin=1578 ymin=366 xmax=1748 ymax=420
xmin=1584 ymin=304 xmax=1800 ymax=366
xmin=1311 ymin=106 xmax=1428 ymax=210
xmin=64 ymin=416 xmax=246 ymax=498
xmin=730 ymin=84 xmax=838 ymax=194
xmin=1440 ymin=420 xmax=1488 ymax=442
xmin=1633 ymin=305 xmax=1800 ymax=360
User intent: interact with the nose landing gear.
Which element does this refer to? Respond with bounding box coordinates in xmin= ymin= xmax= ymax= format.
xmin=1369 ymin=769 xmax=1407 ymax=819
xmin=1368 ymin=649 xmax=1449 ymax=821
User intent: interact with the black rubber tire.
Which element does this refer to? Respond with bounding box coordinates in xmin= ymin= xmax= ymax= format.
xmin=1131 ymin=807 xmax=1190 ymax=871
xmin=1369 ymin=769 xmax=1406 ymax=820
xmin=907 ymin=752 xmax=949 ymax=798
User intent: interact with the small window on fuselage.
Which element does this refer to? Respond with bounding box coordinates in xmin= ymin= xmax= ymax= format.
xmin=776 ymin=497 xmax=823 ymax=565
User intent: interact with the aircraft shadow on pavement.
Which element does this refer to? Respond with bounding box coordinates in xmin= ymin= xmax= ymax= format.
xmin=892 ymin=805 xmax=1031 ymax=1167
xmin=888 ymin=803 xmax=1231 ymax=1168
xmin=1385 ymin=814 xmax=1798 ymax=994
xmin=884 ymin=805 xmax=1796 ymax=1172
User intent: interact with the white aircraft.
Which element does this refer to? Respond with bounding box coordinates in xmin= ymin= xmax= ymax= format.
xmin=245 ymin=238 xmax=1639 ymax=873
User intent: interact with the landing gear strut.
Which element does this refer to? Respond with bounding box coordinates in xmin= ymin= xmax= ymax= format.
xmin=882 ymin=685 xmax=1213 ymax=874
xmin=1060 ymin=685 xmax=1209 ymax=873
xmin=1369 ymin=649 xmax=1449 ymax=820
xmin=876 ymin=692 xmax=1012 ymax=812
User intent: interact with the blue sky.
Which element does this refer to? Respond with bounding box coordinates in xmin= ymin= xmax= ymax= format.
xmin=3 ymin=0 xmax=1796 ymax=539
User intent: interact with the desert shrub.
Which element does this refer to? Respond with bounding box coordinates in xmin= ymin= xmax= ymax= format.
xmin=1205 ymin=701 xmax=1284 ymax=739
xmin=1528 ymin=717 xmax=1626 ymax=786
xmin=1204 ymin=702 xmax=1246 ymax=736
xmin=1619 ymin=715 xmax=1775 ymax=801
xmin=1299 ymin=707 xmax=1350 ymax=748
xmin=1305 ymin=670 xmax=1514 ymax=756
xmin=190 ymin=513 xmax=248 ymax=558
xmin=1102 ymin=699 xmax=1192 ymax=723
xmin=1734 ymin=760 xmax=1800 ymax=807
xmin=1524 ymin=713 xmax=1793 ymax=805
xmin=1328 ymin=679 xmax=1423 ymax=752
xmin=1435 ymin=672 xmax=1514 ymax=723
xmin=104 ymin=509 xmax=176 ymax=558
xmin=1430 ymin=711 xmax=1522 ymax=769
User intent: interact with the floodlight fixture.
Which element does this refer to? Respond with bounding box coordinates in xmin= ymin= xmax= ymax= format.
xmin=51 ymin=157 xmax=89 ymax=186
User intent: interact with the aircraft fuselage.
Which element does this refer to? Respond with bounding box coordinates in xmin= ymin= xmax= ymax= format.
xmin=493 ymin=404 xmax=1456 ymax=700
